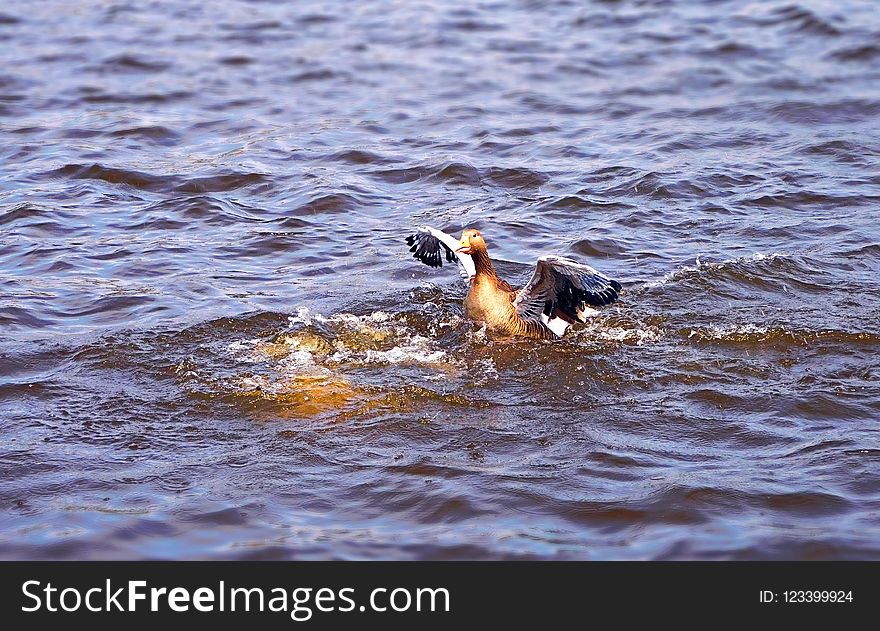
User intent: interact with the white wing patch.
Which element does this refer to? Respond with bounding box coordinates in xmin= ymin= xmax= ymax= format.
xmin=540 ymin=313 xmax=571 ymax=337
xmin=405 ymin=226 xmax=476 ymax=282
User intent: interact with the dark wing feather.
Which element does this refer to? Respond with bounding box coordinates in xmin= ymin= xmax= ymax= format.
xmin=405 ymin=232 xmax=453 ymax=268
xmin=404 ymin=226 xmax=476 ymax=280
xmin=513 ymin=255 xmax=622 ymax=324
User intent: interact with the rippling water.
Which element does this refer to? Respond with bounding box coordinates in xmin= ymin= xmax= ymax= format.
xmin=1 ymin=0 xmax=879 ymax=559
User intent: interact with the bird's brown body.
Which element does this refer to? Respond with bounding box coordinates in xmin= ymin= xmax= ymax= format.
xmin=463 ymin=245 xmax=553 ymax=338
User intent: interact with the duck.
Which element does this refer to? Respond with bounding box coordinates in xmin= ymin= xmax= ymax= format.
xmin=405 ymin=226 xmax=622 ymax=338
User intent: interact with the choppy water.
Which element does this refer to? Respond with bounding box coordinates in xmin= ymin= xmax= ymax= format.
xmin=1 ymin=0 xmax=879 ymax=559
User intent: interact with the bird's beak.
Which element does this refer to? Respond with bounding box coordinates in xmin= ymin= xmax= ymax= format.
xmin=456 ymin=238 xmax=471 ymax=254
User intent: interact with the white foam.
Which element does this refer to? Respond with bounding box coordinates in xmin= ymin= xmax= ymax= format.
xmin=225 ymin=338 xmax=267 ymax=362
xmin=688 ymin=323 xmax=771 ymax=340
xmin=276 ymin=349 xmax=324 ymax=371
xmin=314 ymin=310 xmax=393 ymax=326
xmin=274 ymin=309 xmax=458 ymax=370
xmin=362 ymin=344 xmax=448 ymax=365
xmin=471 ymin=358 xmax=498 ymax=384
xmin=589 ymin=325 xmax=663 ymax=345
xmin=288 ymin=307 xmax=313 ymax=326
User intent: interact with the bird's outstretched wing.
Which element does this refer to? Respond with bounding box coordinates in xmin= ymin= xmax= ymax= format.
xmin=405 ymin=226 xmax=476 ymax=281
xmin=513 ymin=255 xmax=622 ymax=333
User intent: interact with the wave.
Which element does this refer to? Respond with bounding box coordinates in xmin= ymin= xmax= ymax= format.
xmin=0 ymin=202 xmax=48 ymax=227
xmin=366 ymin=161 xmax=549 ymax=189
xmin=644 ymin=252 xmax=785 ymax=288
xmin=44 ymin=163 xmax=271 ymax=194
xmin=743 ymin=4 xmax=842 ymax=37
xmin=685 ymin=324 xmax=880 ymax=346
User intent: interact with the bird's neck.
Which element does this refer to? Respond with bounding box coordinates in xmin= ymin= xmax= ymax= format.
xmin=470 ymin=246 xmax=497 ymax=280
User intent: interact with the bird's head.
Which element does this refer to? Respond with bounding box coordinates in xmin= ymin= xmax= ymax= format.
xmin=456 ymin=229 xmax=485 ymax=254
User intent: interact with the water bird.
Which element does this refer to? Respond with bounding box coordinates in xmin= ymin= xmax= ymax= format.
xmin=405 ymin=227 xmax=622 ymax=338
